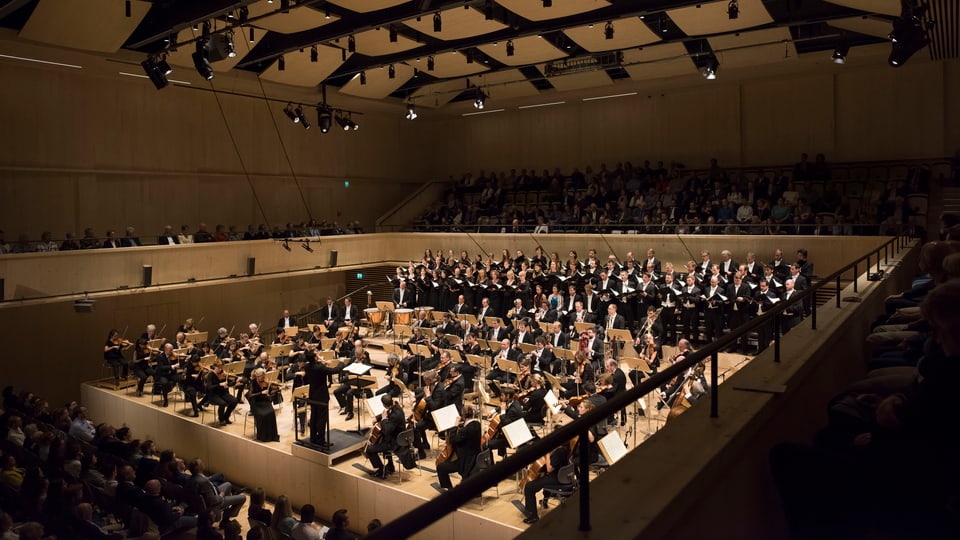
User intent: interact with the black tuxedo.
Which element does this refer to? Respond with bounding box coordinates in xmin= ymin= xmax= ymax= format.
xmin=394 ymin=287 xmax=414 ymax=309
xmin=680 ymin=285 xmax=702 ymax=343
xmin=340 ymin=305 xmax=360 ymax=324
xmin=452 ymin=303 xmax=472 ymax=317
xmin=548 ymin=331 xmax=569 ymax=349
xmin=305 ymin=359 xmax=343 ymax=445
xmin=562 ymin=293 xmax=583 ymax=314
xmin=487 ymin=326 xmax=510 ymax=343
xmin=277 ymin=315 xmax=297 ymax=332
xmin=157 ymin=234 xmax=180 ymax=245
xmin=603 ymin=313 xmax=626 ymax=331
xmin=531 ymin=348 xmax=555 ymax=373
xmin=645 ymin=257 xmax=662 ymax=275
xmin=438 ymin=419 xmax=482 ymax=488
xmin=720 ymin=259 xmax=738 ymax=278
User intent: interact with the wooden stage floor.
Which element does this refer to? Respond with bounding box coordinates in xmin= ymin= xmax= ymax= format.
xmin=82 ymin=345 xmax=752 ymax=539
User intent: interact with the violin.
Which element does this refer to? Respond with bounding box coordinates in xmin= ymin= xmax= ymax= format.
xmin=112 ymin=336 xmax=132 ymax=348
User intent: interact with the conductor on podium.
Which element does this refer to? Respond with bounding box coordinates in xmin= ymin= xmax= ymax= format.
xmin=304 ymin=352 xmax=343 ymax=447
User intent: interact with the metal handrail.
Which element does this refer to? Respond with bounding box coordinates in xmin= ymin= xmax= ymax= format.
xmin=366 ymin=233 xmax=914 ymax=539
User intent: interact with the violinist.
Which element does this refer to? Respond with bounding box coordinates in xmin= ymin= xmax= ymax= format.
xmin=484 ymin=388 xmax=523 ymax=457
xmin=182 ymin=355 xmax=206 ymax=417
xmin=204 ymin=359 xmax=239 ymax=426
xmin=365 ymin=395 xmax=405 ymax=478
xmin=132 ymin=338 xmax=155 ymax=397
xmin=436 ymin=404 xmax=481 ymax=491
xmin=247 ymin=368 xmax=280 ymax=442
xmin=561 ymin=351 xmax=594 ymax=399
xmin=436 ymin=349 xmax=454 ymax=382
xmin=521 ymin=374 xmax=548 ymax=425
xmin=177 ymin=318 xmax=196 ymax=334
xmin=375 ymin=354 xmax=403 ymax=398
xmin=630 ymin=333 xmax=658 ymax=386
xmin=104 ymin=329 xmax=131 ymax=384
xmin=211 ymin=327 xmax=232 ymax=355
xmin=153 ymin=343 xmax=180 ymax=408
xmin=247 ymin=323 xmax=261 ymax=341
xmin=220 ymin=340 xmax=239 ymax=361
xmin=173 ymin=332 xmax=187 ymax=350
xmin=140 ymin=323 xmax=159 ymax=341
xmin=308 ymin=324 xmax=325 ymax=345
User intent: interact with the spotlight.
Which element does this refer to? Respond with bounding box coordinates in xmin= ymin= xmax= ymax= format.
xmin=282 ymin=240 xmax=291 ymax=251
xmin=280 ymin=0 xmax=290 ymax=13
xmin=543 ymin=0 xmax=552 ymax=6
xmin=484 ymin=0 xmax=493 ymax=20
xmin=347 ymin=34 xmax=356 ymax=53
xmin=388 ymin=64 xmax=395 ymax=79
xmin=336 ymin=114 xmax=350 ymax=130
xmin=506 ymin=40 xmax=514 ymax=56
xmin=202 ymin=21 xmax=211 ymax=38
xmin=141 ymin=57 xmax=169 ymax=90
xmin=360 ymin=71 xmax=367 ymax=85
xmin=278 ymin=55 xmax=285 ymax=71
xmin=125 ymin=0 xmax=131 ymax=17
xmin=406 ymin=103 xmax=418 ymax=120
xmin=225 ymin=31 xmax=236 ymax=58
xmin=832 ymin=41 xmax=849 ymax=64
xmin=433 ymin=12 xmax=441 ymax=32
xmin=283 ymin=103 xmax=300 ymax=123
xmin=325 ymin=5 xmax=330 ymax=18
xmin=888 ymin=5 xmax=931 ymax=67
xmin=427 ymin=55 xmax=435 ymax=71
xmin=239 ymin=6 xmax=248 ymax=23
xmin=465 ymin=50 xmax=474 ymax=64
xmin=295 ymin=106 xmax=311 ymax=129
xmin=156 ymin=56 xmax=172 ymax=76
xmin=727 ymin=0 xmax=739 ymax=20
xmin=389 ymin=26 xmax=398 ymax=43
xmin=310 ymin=45 xmax=318 ymax=62
xmin=192 ymin=39 xmax=214 ymax=80
xmin=317 ymin=105 xmax=332 ymax=133
xmin=604 ymin=21 xmax=614 ymax=40
xmin=702 ymin=56 xmax=719 ymax=80
xmin=347 ymin=115 xmax=359 ymax=130
xmin=249 ymin=27 xmax=255 ymax=42
xmin=474 ymin=89 xmax=486 ymax=110
xmin=301 ymin=242 xmax=314 ymax=253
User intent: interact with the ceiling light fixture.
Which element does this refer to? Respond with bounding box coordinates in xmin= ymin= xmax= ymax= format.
xmin=325 ymin=5 xmax=330 ymax=19
xmin=389 ymin=26 xmax=398 ymax=43
xmin=832 ymin=34 xmax=849 ymax=64
xmin=278 ymin=55 xmax=285 ymax=71
xmin=605 ymin=21 xmax=614 ymax=40
xmin=296 ymin=106 xmax=311 ymax=129
xmin=406 ymin=103 xmax=418 ymax=120
xmin=249 ymin=27 xmax=255 ymax=42
xmin=474 ymin=89 xmax=486 ymax=110
xmin=433 ymin=12 xmax=442 ymax=32
xmin=506 ymin=40 xmax=515 ymax=56
xmin=302 ymin=242 xmax=314 ymax=253
xmin=727 ymin=0 xmax=739 ymax=20
xmin=427 ymin=55 xmax=435 ymax=71
xmin=141 ymin=56 xmax=169 ymax=90
xmin=202 ymin=21 xmax=211 ymax=38
xmin=125 ymin=0 xmax=131 ymax=17
xmin=283 ymin=103 xmax=300 ymax=123
xmin=359 ymin=71 xmax=367 ymax=85
xmin=702 ymin=56 xmax=719 ymax=80
xmin=336 ymin=114 xmax=350 ymax=130
xmin=484 ymin=0 xmax=493 ymax=20
xmin=192 ymin=39 xmax=214 ymax=80
xmin=347 ymin=115 xmax=359 ymax=130
xmin=543 ymin=0 xmax=552 ymax=6
xmin=316 ymin=105 xmax=332 ymax=133
xmin=465 ymin=50 xmax=474 ymax=64
xmin=388 ymin=64 xmax=396 ymax=78
xmin=311 ymin=45 xmax=318 ymax=62
xmin=224 ymin=31 xmax=236 ymax=58
xmin=888 ymin=1 xmax=932 ymax=67
xmin=347 ymin=35 xmax=356 ymax=53
xmin=280 ymin=0 xmax=290 ymax=13
xmin=239 ymin=6 xmax=248 ymax=23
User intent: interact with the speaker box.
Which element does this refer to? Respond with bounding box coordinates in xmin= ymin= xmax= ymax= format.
xmin=142 ymin=265 xmax=153 ymax=287
xmin=247 ymin=257 xmax=256 ymax=276
xmin=329 ymin=250 xmax=338 ymax=268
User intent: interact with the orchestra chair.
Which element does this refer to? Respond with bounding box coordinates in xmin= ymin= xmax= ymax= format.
xmin=248 ymin=518 xmax=275 ymax=540
xmin=470 ymin=449 xmax=499 ymax=509
xmin=541 ymin=463 xmax=578 ymax=509
xmin=242 ymin=394 xmax=257 ymax=439
xmin=394 ymin=427 xmax=421 ymax=483
xmin=292 ymin=385 xmax=309 ymax=437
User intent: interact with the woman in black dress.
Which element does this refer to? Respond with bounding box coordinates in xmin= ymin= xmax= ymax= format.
xmin=247 ymin=368 xmax=280 ymax=442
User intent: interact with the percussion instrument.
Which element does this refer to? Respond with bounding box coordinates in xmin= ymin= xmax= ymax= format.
xmin=418 ymin=306 xmax=435 ymax=316
xmin=365 ymin=308 xmax=384 ymax=325
xmin=394 ymin=308 xmax=414 ymax=326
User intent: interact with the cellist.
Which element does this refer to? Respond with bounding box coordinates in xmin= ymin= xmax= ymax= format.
xmin=483 ymin=387 xmax=523 ymax=457
xmin=521 ymin=438 xmax=572 ymax=524
xmin=364 ymin=395 xmax=405 ymax=479
xmin=436 ymin=404 xmax=481 ymax=491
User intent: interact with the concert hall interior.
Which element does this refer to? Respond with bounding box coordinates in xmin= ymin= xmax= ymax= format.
xmin=0 ymin=0 xmax=957 ymax=539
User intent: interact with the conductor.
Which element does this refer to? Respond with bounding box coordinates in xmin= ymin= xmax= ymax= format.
xmin=303 ymin=352 xmax=344 ymax=447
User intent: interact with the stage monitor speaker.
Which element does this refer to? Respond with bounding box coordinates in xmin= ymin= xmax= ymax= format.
xmin=142 ymin=265 xmax=153 ymax=287
xmin=329 ymin=250 xmax=338 ymax=268
xmin=247 ymin=257 xmax=256 ymax=276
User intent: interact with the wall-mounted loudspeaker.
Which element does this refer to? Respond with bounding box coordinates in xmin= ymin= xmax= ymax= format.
xmin=143 ymin=265 xmax=153 ymax=287
xmin=329 ymin=250 xmax=338 ymax=268
xmin=248 ymin=257 xmax=256 ymax=276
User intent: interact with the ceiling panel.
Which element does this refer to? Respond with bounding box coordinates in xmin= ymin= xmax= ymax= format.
xmin=467 ymin=69 xmax=540 ymax=100
xmin=496 ymin=0 xmax=611 ymax=22
xmin=412 ymin=79 xmax=472 ymax=108
xmin=564 ymin=17 xmax=661 ymax=52
xmin=338 ymin=62 xmax=415 ymax=99
xmin=477 ymin=35 xmax=566 ymax=66
xmin=260 ymin=44 xmax=349 ymax=86
xmin=542 ymin=69 xmax=613 ymax=91
xmin=621 ymin=42 xmax=698 ymax=80
xmin=828 ymin=16 xmax=895 ymax=39
xmin=327 ymin=0 xmax=408 ymax=13
xmin=421 ymin=51 xmax=490 ymax=79
xmin=19 ymin=0 xmax=150 ymax=53
xmin=668 ymin=0 xmax=773 ymax=36
xmin=403 ymin=6 xmax=507 ymax=41
xmin=354 ymin=27 xmax=423 ymax=56
xmin=709 ymin=27 xmax=797 ymax=70
xmin=824 ymin=0 xmax=900 ymax=17
xmin=249 ymin=1 xmax=339 ymax=34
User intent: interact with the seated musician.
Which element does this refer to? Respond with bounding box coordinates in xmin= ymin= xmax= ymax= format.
xmin=521 ymin=440 xmax=572 ymax=524
xmin=570 ymin=400 xmax=603 ymax=465
xmin=530 ymin=337 xmax=554 ymax=374
xmin=308 ymin=324 xmax=325 ymax=345
xmin=411 ymin=370 xmax=444 ymax=459
xmin=211 ymin=327 xmax=232 ymax=356
xmin=103 ymin=329 xmax=131 ymax=385
xmin=443 ymin=362 xmax=466 ymax=413
xmin=486 ymin=338 xmax=518 ymax=398
xmin=561 ymin=351 xmax=595 ymax=399
xmin=376 ymin=353 xmax=404 ymax=398
xmin=204 ymin=359 xmax=239 ymax=426
xmin=132 ymin=338 xmax=155 ymax=397
xmin=521 ymin=374 xmax=549 ymax=425
xmin=425 ymin=329 xmax=451 ymax=372
xmin=400 ymin=326 xmax=429 ymax=385
xmin=152 ymin=343 xmax=180 ymax=408
xmin=321 ymin=297 xmax=340 ymax=337
xmin=484 ymin=388 xmax=523 ymax=457
xmin=436 ymin=403 xmax=482 ymax=491
xmin=182 ymin=354 xmax=206 ymax=417
xmin=334 ymin=341 xmax=374 ymax=421
xmin=364 ymin=395 xmax=405 ymax=479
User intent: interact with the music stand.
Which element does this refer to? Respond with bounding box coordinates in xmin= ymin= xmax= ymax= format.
xmin=343 ymin=362 xmax=373 ymax=434
xmin=499 ymin=359 xmax=520 ymax=379
xmin=185 ymin=331 xmax=208 ymax=344
xmin=462 ymin=314 xmax=479 ymax=326
xmin=430 ymin=311 xmax=447 ymax=322
xmin=517 ymin=343 xmax=537 ymax=354
xmin=574 ymin=322 xmax=594 ymax=334
xmin=621 ymin=356 xmax=653 ymax=443
xmin=538 ymin=322 xmax=551 ymax=333
xmin=283 ymin=327 xmax=299 ymax=337
xmin=607 ymin=328 xmax=634 ymax=359
xmin=598 ymin=431 xmax=628 ymax=465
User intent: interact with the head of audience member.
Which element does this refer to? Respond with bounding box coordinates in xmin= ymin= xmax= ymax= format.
xmin=332 ymin=509 xmax=349 ymax=530
xmin=299 ymin=504 xmax=316 ymax=524
xmin=922 ymin=280 xmax=960 ymax=356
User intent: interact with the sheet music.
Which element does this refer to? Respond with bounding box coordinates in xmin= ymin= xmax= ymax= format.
xmin=502 ymin=418 xmax=534 ymax=449
xmin=598 ymin=431 xmax=628 ymax=465
xmin=367 ymin=395 xmax=385 ymax=417
xmin=343 ymin=362 xmax=372 ymax=375
xmin=544 ymin=389 xmax=563 ymax=415
xmin=431 ymin=404 xmax=460 ymax=432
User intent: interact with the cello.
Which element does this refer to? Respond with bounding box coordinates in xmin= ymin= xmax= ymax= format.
xmin=519 ymin=436 xmax=578 ymax=490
